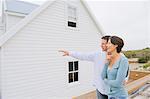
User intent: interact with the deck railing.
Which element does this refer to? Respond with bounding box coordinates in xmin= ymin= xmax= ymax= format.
xmin=72 ymin=71 xmax=150 ymax=99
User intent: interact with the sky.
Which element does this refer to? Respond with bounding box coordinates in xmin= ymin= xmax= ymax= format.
xmin=20 ymin=0 xmax=150 ymax=4
xmin=19 ymin=0 xmax=150 ymax=50
xmin=87 ymin=0 xmax=149 ymax=50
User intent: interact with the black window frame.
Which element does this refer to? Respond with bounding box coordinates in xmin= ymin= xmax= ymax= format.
xmin=68 ymin=61 xmax=79 ymax=83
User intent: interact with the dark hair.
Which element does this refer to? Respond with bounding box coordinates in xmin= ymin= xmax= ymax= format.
xmin=101 ymin=35 xmax=111 ymax=42
xmin=109 ymin=36 xmax=124 ymax=53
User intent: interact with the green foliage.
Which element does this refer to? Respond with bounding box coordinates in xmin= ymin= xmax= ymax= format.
xmin=143 ymin=63 xmax=150 ymax=68
xmin=123 ymin=51 xmax=136 ymax=58
xmin=123 ymin=47 xmax=150 ymax=59
xmin=138 ymin=57 xmax=149 ymax=63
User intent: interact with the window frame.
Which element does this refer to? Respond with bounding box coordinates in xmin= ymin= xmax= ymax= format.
xmin=67 ymin=60 xmax=80 ymax=86
xmin=65 ymin=2 xmax=79 ymax=30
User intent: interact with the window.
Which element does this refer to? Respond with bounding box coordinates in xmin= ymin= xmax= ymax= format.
xmin=68 ymin=61 xmax=79 ymax=83
xmin=68 ymin=6 xmax=77 ymax=28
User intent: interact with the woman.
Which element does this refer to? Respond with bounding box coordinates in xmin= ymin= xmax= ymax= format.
xmin=102 ymin=36 xmax=129 ymax=99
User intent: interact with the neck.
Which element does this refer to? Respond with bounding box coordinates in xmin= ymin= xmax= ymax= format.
xmin=111 ymin=51 xmax=120 ymax=59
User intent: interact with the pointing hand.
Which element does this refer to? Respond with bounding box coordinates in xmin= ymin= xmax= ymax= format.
xmin=58 ymin=50 xmax=69 ymax=56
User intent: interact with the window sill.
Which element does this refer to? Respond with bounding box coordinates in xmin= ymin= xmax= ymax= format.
xmin=67 ymin=81 xmax=80 ymax=87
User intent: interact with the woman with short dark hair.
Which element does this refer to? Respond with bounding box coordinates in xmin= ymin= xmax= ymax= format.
xmin=102 ymin=36 xmax=129 ymax=99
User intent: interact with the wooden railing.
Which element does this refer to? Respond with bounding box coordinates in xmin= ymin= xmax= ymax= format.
xmin=126 ymin=71 xmax=150 ymax=94
xmin=72 ymin=71 xmax=150 ymax=99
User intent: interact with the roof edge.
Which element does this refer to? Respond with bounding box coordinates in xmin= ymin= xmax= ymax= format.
xmin=0 ymin=0 xmax=105 ymax=46
xmin=80 ymin=0 xmax=105 ymax=36
xmin=0 ymin=0 xmax=56 ymax=46
xmin=6 ymin=10 xmax=27 ymax=16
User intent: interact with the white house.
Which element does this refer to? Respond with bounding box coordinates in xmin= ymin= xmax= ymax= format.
xmin=0 ymin=0 xmax=39 ymax=35
xmin=0 ymin=0 xmax=104 ymax=99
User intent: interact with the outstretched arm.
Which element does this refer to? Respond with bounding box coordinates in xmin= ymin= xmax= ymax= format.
xmin=59 ymin=50 xmax=96 ymax=62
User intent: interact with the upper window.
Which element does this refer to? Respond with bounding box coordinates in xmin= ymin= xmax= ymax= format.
xmin=68 ymin=6 xmax=77 ymax=28
xmin=68 ymin=61 xmax=79 ymax=83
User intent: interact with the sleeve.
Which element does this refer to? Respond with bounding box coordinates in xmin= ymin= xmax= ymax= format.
xmin=104 ymin=58 xmax=129 ymax=87
xmin=101 ymin=63 xmax=109 ymax=80
xmin=69 ymin=51 xmax=97 ymax=62
xmin=125 ymin=66 xmax=130 ymax=82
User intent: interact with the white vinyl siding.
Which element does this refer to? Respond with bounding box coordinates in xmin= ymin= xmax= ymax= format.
xmin=6 ymin=14 xmax=24 ymax=31
xmin=0 ymin=47 xmax=1 ymax=98
xmin=1 ymin=0 xmax=101 ymax=99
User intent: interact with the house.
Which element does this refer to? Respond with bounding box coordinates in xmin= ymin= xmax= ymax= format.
xmin=0 ymin=0 xmax=104 ymax=98
xmin=0 ymin=0 xmax=39 ymax=35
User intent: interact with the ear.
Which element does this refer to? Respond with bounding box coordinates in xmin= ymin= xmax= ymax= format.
xmin=114 ymin=45 xmax=118 ymax=48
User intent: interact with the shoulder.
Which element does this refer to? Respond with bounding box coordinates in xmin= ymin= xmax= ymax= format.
xmin=120 ymin=55 xmax=129 ymax=65
xmin=121 ymin=53 xmax=128 ymax=60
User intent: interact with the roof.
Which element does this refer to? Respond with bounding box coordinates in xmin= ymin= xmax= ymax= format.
xmin=5 ymin=0 xmax=39 ymax=15
xmin=0 ymin=0 xmax=105 ymax=47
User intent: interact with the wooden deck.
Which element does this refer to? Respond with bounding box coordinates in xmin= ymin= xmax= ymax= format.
xmin=126 ymin=71 xmax=150 ymax=94
xmin=72 ymin=71 xmax=150 ymax=99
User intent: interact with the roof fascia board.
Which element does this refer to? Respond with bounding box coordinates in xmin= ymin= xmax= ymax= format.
xmin=0 ymin=0 xmax=56 ymax=46
xmin=80 ymin=0 xmax=105 ymax=36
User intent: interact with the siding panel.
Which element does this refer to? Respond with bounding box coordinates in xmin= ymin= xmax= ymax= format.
xmin=1 ymin=0 xmax=101 ymax=99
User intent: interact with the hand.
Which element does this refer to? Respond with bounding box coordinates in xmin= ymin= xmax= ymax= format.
xmin=58 ymin=50 xmax=69 ymax=56
xmin=106 ymin=52 xmax=112 ymax=61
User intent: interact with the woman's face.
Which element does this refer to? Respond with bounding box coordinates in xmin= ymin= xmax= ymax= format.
xmin=106 ymin=39 xmax=117 ymax=53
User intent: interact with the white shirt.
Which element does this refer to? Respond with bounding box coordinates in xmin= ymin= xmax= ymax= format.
xmin=69 ymin=50 xmax=107 ymax=94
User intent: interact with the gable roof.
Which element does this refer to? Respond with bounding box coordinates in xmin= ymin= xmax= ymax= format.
xmin=0 ymin=0 xmax=105 ymax=47
xmin=6 ymin=0 xmax=39 ymax=15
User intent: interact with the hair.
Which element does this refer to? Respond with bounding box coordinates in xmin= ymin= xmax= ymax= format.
xmin=101 ymin=35 xmax=111 ymax=42
xmin=109 ymin=36 xmax=124 ymax=53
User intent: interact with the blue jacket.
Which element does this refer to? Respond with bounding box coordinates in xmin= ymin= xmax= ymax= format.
xmin=101 ymin=55 xmax=129 ymax=97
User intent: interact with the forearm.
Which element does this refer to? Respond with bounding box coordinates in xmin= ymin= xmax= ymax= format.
xmin=69 ymin=51 xmax=95 ymax=62
xmin=105 ymin=59 xmax=129 ymax=87
xmin=101 ymin=63 xmax=108 ymax=79
xmin=104 ymin=79 xmax=123 ymax=87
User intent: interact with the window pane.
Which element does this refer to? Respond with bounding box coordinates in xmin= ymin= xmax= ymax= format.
xmin=68 ymin=21 xmax=76 ymax=27
xmin=68 ymin=16 xmax=76 ymax=22
xmin=68 ymin=6 xmax=77 ymax=22
xmin=68 ymin=6 xmax=76 ymax=18
xmin=74 ymin=61 xmax=78 ymax=71
xmin=74 ymin=72 xmax=78 ymax=81
xmin=69 ymin=73 xmax=73 ymax=83
xmin=69 ymin=62 xmax=73 ymax=71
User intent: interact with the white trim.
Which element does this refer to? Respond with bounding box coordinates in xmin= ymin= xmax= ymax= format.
xmin=0 ymin=0 xmax=105 ymax=46
xmin=65 ymin=57 xmax=80 ymax=87
xmin=65 ymin=1 xmax=80 ymax=31
xmin=67 ymin=81 xmax=80 ymax=87
xmin=0 ymin=0 xmax=56 ymax=46
xmin=68 ymin=61 xmax=79 ymax=82
xmin=80 ymin=0 xmax=105 ymax=36
xmin=5 ymin=11 xmax=27 ymax=17
xmin=0 ymin=47 xmax=1 ymax=97
xmin=68 ymin=61 xmax=79 ymax=83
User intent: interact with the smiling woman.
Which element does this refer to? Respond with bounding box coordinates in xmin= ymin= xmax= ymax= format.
xmin=102 ymin=36 xmax=129 ymax=99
